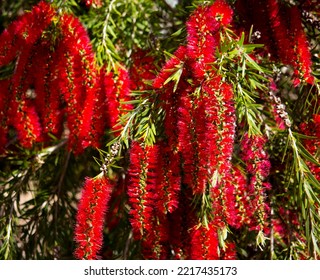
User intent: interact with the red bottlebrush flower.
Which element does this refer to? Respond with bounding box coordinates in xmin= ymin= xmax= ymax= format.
xmin=289 ymin=6 xmax=314 ymax=85
xmin=267 ymin=0 xmax=295 ymax=64
xmin=127 ymin=142 xmax=159 ymax=240
xmin=54 ymin=41 xmax=81 ymax=151
xmin=85 ymin=67 xmax=112 ymax=149
xmin=7 ymin=45 xmax=44 ymax=148
xmin=58 ymin=14 xmax=100 ymax=153
xmin=240 ymin=133 xmax=271 ymax=232
xmin=17 ymin=100 xmax=42 ymax=147
xmin=202 ymin=78 xmax=236 ymax=185
xmin=74 ymin=176 xmax=114 ymax=260
xmin=189 ymin=223 xmax=219 ymax=260
xmin=230 ymin=167 xmax=252 ymax=227
xmin=126 ymin=142 xmax=171 ymax=259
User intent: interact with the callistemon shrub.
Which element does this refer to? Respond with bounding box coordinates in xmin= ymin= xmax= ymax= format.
xmin=0 ymin=0 xmax=319 ymax=260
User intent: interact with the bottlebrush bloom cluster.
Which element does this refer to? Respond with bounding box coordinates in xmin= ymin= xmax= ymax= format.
xmin=74 ymin=176 xmax=114 ymax=259
xmin=124 ymin=0 xmax=272 ymax=259
xmin=235 ymin=0 xmax=314 ymax=86
xmin=0 ymin=1 xmax=129 ymax=154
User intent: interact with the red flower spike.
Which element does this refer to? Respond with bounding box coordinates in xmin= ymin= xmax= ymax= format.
xmin=7 ymin=45 xmax=44 ymax=148
xmin=58 ymin=14 xmax=101 ymax=153
xmin=289 ymin=6 xmax=314 ymax=85
xmin=74 ymin=176 xmax=114 ymax=260
xmin=267 ymin=0 xmax=295 ymax=64
xmin=240 ymin=133 xmax=271 ymax=232
xmin=127 ymin=142 xmax=160 ymax=240
xmin=229 ymin=167 xmax=252 ymax=227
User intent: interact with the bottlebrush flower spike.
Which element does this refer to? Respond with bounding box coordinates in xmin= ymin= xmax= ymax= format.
xmin=289 ymin=6 xmax=314 ymax=85
xmin=267 ymin=0 xmax=295 ymax=64
xmin=58 ymin=14 xmax=100 ymax=153
xmin=7 ymin=45 xmax=44 ymax=148
xmin=240 ymin=133 xmax=271 ymax=232
xmin=127 ymin=142 xmax=160 ymax=240
xmin=230 ymin=167 xmax=252 ymax=227
xmin=74 ymin=176 xmax=114 ymax=260
xmin=126 ymin=142 xmax=172 ymax=259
